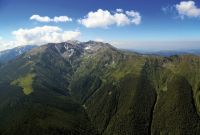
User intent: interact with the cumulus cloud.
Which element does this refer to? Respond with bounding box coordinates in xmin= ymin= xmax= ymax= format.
xmin=0 ymin=39 xmax=21 ymax=51
xmin=78 ymin=9 xmax=141 ymax=28
xmin=12 ymin=26 xmax=81 ymax=45
xmin=176 ymin=1 xmax=200 ymax=18
xmin=126 ymin=11 xmax=142 ymax=25
xmin=116 ymin=9 xmax=123 ymax=13
xmin=30 ymin=15 xmax=72 ymax=22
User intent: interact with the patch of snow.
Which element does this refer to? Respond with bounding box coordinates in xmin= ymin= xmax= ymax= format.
xmin=55 ymin=44 xmax=61 ymax=54
xmin=18 ymin=50 xmax=22 ymax=55
xmin=85 ymin=45 xmax=92 ymax=50
xmin=64 ymin=43 xmax=69 ymax=50
xmin=68 ymin=49 xmax=74 ymax=57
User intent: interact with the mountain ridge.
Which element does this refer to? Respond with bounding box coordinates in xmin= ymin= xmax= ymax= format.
xmin=0 ymin=41 xmax=200 ymax=135
xmin=0 ymin=45 xmax=36 ymax=64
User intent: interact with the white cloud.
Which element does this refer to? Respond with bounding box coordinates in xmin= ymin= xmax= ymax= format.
xmin=30 ymin=15 xmax=51 ymax=22
xmin=12 ymin=26 xmax=81 ymax=45
xmin=116 ymin=9 xmax=123 ymax=13
xmin=53 ymin=16 xmax=72 ymax=22
xmin=0 ymin=39 xmax=21 ymax=51
xmin=0 ymin=26 xmax=81 ymax=51
xmin=126 ymin=11 xmax=142 ymax=25
xmin=30 ymin=15 xmax=72 ymax=22
xmin=113 ymin=13 xmax=130 ymax=26
xmin=176 ymin=1 xmax=200 ymax=18
xmin=78 ymin=9 xmax=141 ymax=28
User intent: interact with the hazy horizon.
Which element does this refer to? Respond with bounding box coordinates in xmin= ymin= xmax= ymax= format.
xmin=112 ymin=40 xmax=200 ymax=52
xmin=1 ymin=40 xmax=200 ymax=52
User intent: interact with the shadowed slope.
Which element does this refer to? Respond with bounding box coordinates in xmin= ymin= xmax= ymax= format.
xmin=151 ymin=76 xmax=200 ymax=134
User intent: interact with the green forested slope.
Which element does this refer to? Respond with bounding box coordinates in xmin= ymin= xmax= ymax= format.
xmin=0 ymin=43 xmax=98 ymax=135
xmin=70 ymin=43 xmax=200 ymax=135
xmin=0 ymin=41 xmax=200 ymax=135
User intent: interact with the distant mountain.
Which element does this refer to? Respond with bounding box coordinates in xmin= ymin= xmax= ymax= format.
xmin=0 ymin=45 xmax=36 ymax=64
xmin=139 ymin=50 xmax=200 ymax=57
xmin=145 ymin=50 xmax=190 ymax=57
xmin=0 ymin=41 xmax=200 ymax=135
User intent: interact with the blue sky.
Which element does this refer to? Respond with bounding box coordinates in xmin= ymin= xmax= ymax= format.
xmin=0 ymin=0 xmax=200 ymax=51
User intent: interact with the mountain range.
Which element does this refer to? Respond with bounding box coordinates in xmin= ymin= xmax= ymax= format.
xmin=0 ymin=41 xmax=200 ymax=135
xmin=143 ymin=50 xmax=200 ymax=57
xmin=124 ymin=49 xmax=200 ymax=57
xmin=0 ymin=45 xmax=36 ymax=65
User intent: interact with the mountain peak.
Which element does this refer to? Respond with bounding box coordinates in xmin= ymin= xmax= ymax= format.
xmin=66 ymin=40 xmax=81 ymax=45
xmin=26 ymin=41 xmax=116 ymax=59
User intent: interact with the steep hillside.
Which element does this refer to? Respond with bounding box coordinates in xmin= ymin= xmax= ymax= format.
xmin=0 ymin=41 xmax=200 ymax=135
xmin=70 ymin=43 xmax=200 ymax=134
xmin=0 ymin=42 xmax=98 ymax=135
